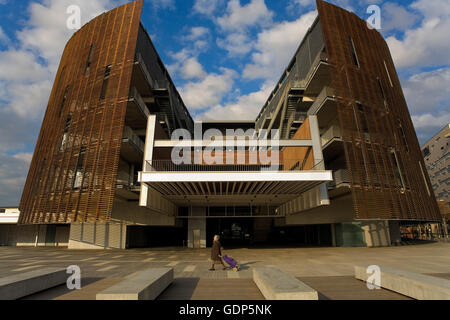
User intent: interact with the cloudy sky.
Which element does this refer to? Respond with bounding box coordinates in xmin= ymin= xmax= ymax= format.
xmin=0 ymin=0 xmax=449 ymax=206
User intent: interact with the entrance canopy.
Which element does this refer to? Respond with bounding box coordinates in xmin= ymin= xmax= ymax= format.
xmin=138 ymin=115 xmax=332 ymax=211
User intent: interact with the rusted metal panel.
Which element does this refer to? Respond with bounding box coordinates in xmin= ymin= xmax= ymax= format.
xmin=19 ymin=1 xmax=144 ymax=224
xmin=316 ymin=0 xmax=440 ymax=221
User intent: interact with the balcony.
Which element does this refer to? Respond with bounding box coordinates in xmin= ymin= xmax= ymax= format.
xmin=328 ymin=169 xmax=351 ymax=198
xmin=321 ymin=124 xmax=342 ymax=147
xmin=308 ymin=86 xmax=335 ymax=117
xmin=303 ymin=51 xmax=332 ymax=96
xmin=126 ymin=87 xmax=150 ymax=129
xmin=121 ymin=126 xmax=145 ymax=164
xmin=134 ymin=52 xmax=155 ymax=90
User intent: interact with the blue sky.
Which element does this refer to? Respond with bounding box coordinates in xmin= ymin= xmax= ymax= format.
xmin=0 ymin=0 xmax=449 ymax=206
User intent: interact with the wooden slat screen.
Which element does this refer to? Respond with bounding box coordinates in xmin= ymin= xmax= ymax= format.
xmin=19 ymin=1 xmax=144 ymax=224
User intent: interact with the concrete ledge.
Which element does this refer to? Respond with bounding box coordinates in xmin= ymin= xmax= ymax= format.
xmin=0 ymin=267 xmax=67 ymax=300
xmin=96 ymin=268 xmax=173 ymax=300
xmin=355 ymin=265 xmax=450 ymax=300
xmin=253 ymin=267 xmax=318 ymax=300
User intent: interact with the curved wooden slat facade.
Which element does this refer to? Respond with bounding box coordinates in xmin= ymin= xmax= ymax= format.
xmin=19 ymin=1 xmax=144 ymax=224
xmin=316 ymin=0 xmax=440 ymax=220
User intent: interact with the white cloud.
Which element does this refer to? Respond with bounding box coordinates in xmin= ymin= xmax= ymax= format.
xmin=217 ymin=0 xmax=273 ymax=32
xmin=0 ymin=26 xmax=9 ymax=43
xmin=0 ymin=152 xmax=33 ymax=206
xmin=195 ymin=84 xmax=272 ymax=120
xmin=381 ymin=2 xmax=420 ymax=32
xmin=179 ymin=68 xmax=237 ymax=110
xmin=151 ymin=0 xmax=175 ymax=10
xmin=217 ymin=32 xmax=252 ymax=56
xmin=402 ymin=68 xmax=450 ymax=143
xmin=243 ymin=10 xmax=317 ymax=81
xmin=403 ymin=68 xmax=450 ymax=114
xmin=193 ymin=0 xmax=223 ymax=16
xmin=386 ymin=0 xmax=450 ymax=69
xmin=185 ymin=26 xmax=210 ymax=41
xmin=179 ymin=57 xmax=207 ymax=79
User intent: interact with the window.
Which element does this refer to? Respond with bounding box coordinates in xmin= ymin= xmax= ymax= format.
xmin=0 ymin=209 xmax=5 ymax=213
xmin=422 ymin=146 xmax=430 ymax=157
xmin=390 ymin=149 xmax=405 ymax=189
xmin=100 ymin=65 xmax=112 ymax=100
xmin=349 ymin=37 xmax=360 ymax=67
xmin=397 ymin=119 xmax=409 ymax=152
xmin=419 ymin=161 xmax=431 ymax=196
xmin=356 ymin=103 xmax=370 ymax=141
xmin=58 ymin=85 xmax=70 ymax=117
xmin=73 ymin=147 xmax=86 ymax=189
xmin=85 ymin=44 xmax=94 ymax=76
xmin=60 ymin=115 xmax=71 ymax=150
xmin=377 ymin=78 xmax=386 ymax=100
xmin=384 ymin=60 xmax=393 ymax=87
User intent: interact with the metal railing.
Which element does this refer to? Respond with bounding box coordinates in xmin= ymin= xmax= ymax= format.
xmin=321 ymin=124 xmax=341 ymax=146
xmin=135 ymin=52 xmax=155 ymax=88
xmin=129 ymin=87 xmax=150 ymax=117
xmin=328 ymin=169 xmax=350 ymax=188
xmin=144 ymin=159 xmax=326 ymax=173
xmin=308 ymin=86 xmax=335 ymax=116
xmin=122 ymin=126 xmax=145 ymax=153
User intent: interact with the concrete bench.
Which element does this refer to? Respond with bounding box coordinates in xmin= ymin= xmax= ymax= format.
xmin=96 ymin=268 xmax=173 ymax=300
xmin=0 ymin=267 xmax=67 ymax=300
xmin=355 ymin=265 xmax=450 ymax=300
xmin=253 ymin=267 xmax=318 ymax=300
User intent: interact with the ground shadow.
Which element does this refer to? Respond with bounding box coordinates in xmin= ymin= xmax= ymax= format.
xmin=21 ymin=277 xmax=103 ymax=300
xmin=157 ymin=277 xmax=200 ymax=300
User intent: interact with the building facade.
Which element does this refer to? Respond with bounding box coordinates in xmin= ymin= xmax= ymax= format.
xmin=421 ymin=124 xmax=450 ymax=232
xmin=18 ymin=0 xmax=441 ymax=249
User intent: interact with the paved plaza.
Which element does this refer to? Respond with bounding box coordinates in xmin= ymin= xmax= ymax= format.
xmin=0 ymin=242 xmax=449 ymax=300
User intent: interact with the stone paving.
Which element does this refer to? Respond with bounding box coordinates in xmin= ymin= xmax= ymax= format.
xmin=1 ymin=242 xmax=449 ymax=299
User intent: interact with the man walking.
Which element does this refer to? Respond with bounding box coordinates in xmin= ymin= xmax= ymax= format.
xmin=210 ymin=235 xmax=227 ymax=271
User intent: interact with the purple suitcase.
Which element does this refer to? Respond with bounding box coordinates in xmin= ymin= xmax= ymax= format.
xmin=223 ymin=255 xmax=238 ymax=268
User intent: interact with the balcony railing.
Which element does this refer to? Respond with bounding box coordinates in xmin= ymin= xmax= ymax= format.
xmin=144 ymin=159 xmax=325 ymax=173
xmin=308 ymin=86 xmax=335 ymax=116
xmin=321 ymin=124 xmax=341 ymax=147
xmin=135 ymin=52 xmax=155 ymax=88
xmin=329 ymin=169 xmax=350 ymax=188
xmin=122 ymin=126 xmax=145 ymax=153
xmin=129 ymin=86 xmax=150 ymax=118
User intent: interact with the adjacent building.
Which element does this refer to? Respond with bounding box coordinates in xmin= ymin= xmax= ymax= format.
xmin=17 ymin=0 xmax=441 ymax=249
xmin=421 ymin=124 xmax=450 ymax=232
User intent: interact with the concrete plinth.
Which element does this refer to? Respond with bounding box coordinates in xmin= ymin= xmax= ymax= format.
xmin=96 ymin=268 xmax=173 ymax=300
xmin=0 ymin=267 xmax=67 ymax=300
xmin=355 ymin=265 xmax=450 ymax=300
xmin=253 ymin=267 xmax=318 ymax=300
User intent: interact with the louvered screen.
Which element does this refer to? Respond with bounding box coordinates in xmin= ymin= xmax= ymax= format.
xmin=19 ymin=1 xmax=144 ymax=224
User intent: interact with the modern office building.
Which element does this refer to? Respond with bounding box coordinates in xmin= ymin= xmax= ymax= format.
xmin=421 ymin=124 xmax=450 ymax=228
xmin=17 ymin=0 xmax=440 ymax=249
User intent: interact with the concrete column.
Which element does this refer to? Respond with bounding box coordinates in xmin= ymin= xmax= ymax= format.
xmin=139 ymin=115 xmax=157 ymax=207
xmin=388 ymin=221 xmax=401 ymax=245
xmin=331 ymin=223 xmax=336 ymax=247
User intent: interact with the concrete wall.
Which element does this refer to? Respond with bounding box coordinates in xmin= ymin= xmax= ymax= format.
xmin=0 ymin=224 xmax=69 ymax=247
xmin=68 ymin=222 xmax=127 ymax=249
xmin=360 ymin=221 xmax=391 ymax=247
xmin=187 ymin=207 xmax=206 ymax=248
xmin=285 ymin=195 xmax=354 ymax=225
xmin=111 ymin=198 xmax=176 ymax=226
